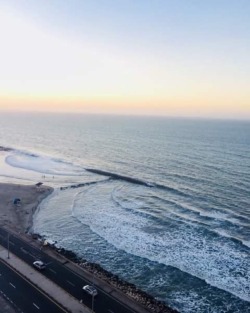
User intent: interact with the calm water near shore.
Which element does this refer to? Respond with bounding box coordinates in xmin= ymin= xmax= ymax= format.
xmin=0 ymin=112 xmax=249 ymax=313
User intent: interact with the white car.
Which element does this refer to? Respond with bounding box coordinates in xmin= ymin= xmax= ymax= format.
xmin=33 ymin=260 xmax=46 ymax=270
xmin=83 ymin=285 xmax=98 ymax=297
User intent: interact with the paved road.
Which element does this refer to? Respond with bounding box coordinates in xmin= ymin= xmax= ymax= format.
xmin=0 ymin=228 xmax=138 ymax=313
xmin=0 ymin=259 xmax=68 ymax=313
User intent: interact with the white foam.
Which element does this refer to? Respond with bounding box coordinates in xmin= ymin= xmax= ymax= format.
xmin=0 ymin=152 xmax=42 ymax=183
xmin=199 ymin=210 xmax=231 ymax=220
xmin=169 ymin=291 xmax=211 ymax=313
xmin=71 ymin=183 xmax=250 ymax=302
xmin=168 ymin=290 xmax=242 ymax=313
xmin=177 ymin=201 xmax=250 ymax=225
xmin=6 ymin=151 xmax=84 ymax=176
xmin=241 ymin=240 xmax=250 ymax=249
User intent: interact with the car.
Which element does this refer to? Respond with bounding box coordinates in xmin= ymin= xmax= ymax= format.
xmin=33 ymin=260 xmax=46 ymax=270
xmin=82 ymin=285 xmax=98 ymax=297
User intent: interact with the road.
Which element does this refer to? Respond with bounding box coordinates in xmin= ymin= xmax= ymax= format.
xmin=0 ymin=227 xmax=138 ymax=313
xmin=0 ymin=259 xmax=68 ymax=313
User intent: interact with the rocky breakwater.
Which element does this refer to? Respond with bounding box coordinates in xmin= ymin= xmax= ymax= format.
xmin=54 ymin=247 xmax=179 ymax=313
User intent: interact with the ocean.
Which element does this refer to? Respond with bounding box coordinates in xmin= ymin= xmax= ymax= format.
xmin=0 ymin=112 xmax=249 ymax=313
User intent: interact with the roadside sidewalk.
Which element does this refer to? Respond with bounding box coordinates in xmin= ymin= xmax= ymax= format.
xmin=2 ymin=227 xmax=163 ymax=313
xmin=0 ymin=246 xmax=91 ymax=313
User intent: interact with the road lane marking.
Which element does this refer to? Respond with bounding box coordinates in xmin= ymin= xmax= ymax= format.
xmin=63 ymin=263 xmax=136 ymax=313
xmin=49 ymin=268 xmax=57 ymax=274
xmin=29 ymin=253 xmax=39 ymax=258
xmin=33 ymin=303 xmax=40 ymax=309
xmin=0 ymin=260 xmax=68 ymax=313
xmin=46 ymin=261 xmax=53 ymax=266
xmin=9 ymin=283 xmax=16 ymax=288
xmin=19 ymin=248 xmax=39 ymax=258
xmin=66 ymin=280 xmax=75 ymax=287
xmin=20 ymin=250 xmax=37 ymax=258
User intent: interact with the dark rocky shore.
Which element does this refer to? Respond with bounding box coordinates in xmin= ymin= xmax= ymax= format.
xmin=36 ymin=236 xmax=178 ymax=313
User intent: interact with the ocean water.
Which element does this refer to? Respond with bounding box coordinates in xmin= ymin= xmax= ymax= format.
xmin=0 ymin=112 xmax=249 ymax=313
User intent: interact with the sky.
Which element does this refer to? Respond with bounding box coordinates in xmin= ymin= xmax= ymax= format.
xmin=0 ymin=0 xmax=249 ymax=119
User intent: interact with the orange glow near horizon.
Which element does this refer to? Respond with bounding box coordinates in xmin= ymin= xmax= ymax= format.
xmin=1 ymin=91 xmax=249 ymax=119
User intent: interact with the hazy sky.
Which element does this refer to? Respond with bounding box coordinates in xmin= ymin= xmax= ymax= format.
xmin=0 ymin=0 xmax=249 ymax=118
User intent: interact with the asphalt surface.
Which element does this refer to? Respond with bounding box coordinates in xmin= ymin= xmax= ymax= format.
xmin=0 ymin=294 xmax=17 ymax=313
xmin=0 ymin=227 xmax=143 ymax=313
xmin=0 ymin=259 xmax=68 ymax=313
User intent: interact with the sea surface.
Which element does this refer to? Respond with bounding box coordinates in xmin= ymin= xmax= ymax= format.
xmin=0 ymin=112 xmax=249 ymax=313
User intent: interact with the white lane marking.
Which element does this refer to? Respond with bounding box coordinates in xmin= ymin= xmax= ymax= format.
xmin=33 ymin=303 xmax=40 ymax=309
xmin=46 ymin=262 xmax=53 ymax=266
xmin=29 ymin=253 xmax=38 ymax=258
xmin=66 ymin=280 xmax=75 ymax=287
xmin=9 ymin=283 xmax=16 ymax=288
xmin=21 ymin=250 xmax=37 ymax=258
xmin=49 ymin=268 xmax=56 ymax=274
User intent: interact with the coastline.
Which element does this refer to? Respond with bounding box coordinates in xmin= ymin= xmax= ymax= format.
xmin=52 ymin=246 xmax=178 ymax=313
xmin=0 ymin=182 xmax=53 ymax=233
xmin=0 ymin=182 xmax=178 ymax=313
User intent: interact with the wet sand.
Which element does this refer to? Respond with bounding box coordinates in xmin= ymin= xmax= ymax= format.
xmin=0 ymin=183 xmax=53 ymax=233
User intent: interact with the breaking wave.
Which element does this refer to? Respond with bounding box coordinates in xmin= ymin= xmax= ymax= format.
xmin=5 ymin=149 xmax=85 ymax=176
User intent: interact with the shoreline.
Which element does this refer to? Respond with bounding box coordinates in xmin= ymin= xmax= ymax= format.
xmin=0 ymin=182 xmax=178 ymax=313
xmin=34 ymin=240 xmax=178 ymax=313
xmin=0 ymin=182 xmax=53 ymax=233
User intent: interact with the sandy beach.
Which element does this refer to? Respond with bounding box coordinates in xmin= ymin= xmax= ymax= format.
xmin=0 ymin=183 xmax=53 ymax=233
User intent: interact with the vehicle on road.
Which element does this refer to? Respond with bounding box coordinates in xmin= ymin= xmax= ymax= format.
xmin=83 ymin=285 xmax=98 ymax=297
xmin=33 ymin=260 xmax=46 ymax=270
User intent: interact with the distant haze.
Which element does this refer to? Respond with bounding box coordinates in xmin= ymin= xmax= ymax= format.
xmin=0 ymin=0 xmax=249 ymax=119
